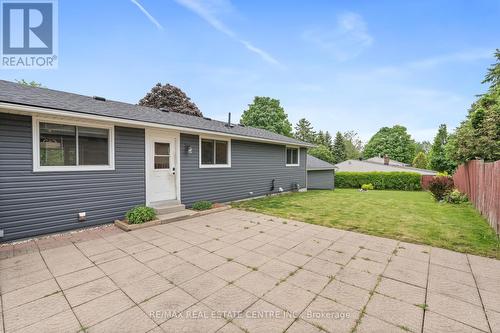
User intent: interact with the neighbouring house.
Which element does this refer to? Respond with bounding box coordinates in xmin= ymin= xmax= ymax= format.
xmin=365 ymin=156 xmax=409 ymax=167
xmin=335 ymin=155 xmax=437 ymax=176
xmin=306 ymin=155 xmax=336 ymax=190
xmin=0 ymin=80 xmax=313 ymax=241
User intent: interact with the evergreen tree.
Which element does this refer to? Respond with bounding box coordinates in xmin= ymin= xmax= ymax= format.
xmin=294 ymin=118 xmax=315 ymax=143
xmin=412 ymin=152 xmax=428 ymax=169
xmin=315 ymin=130 xmax=325 ymax=146
xmin=446 ymin=50 xmax=500 ymax=164
xmin=429 ymin=124 xmax=455 ymax=173
xmin=323 ymin=131 xmax=333 ymax=150
xmin=314 ymin=130 xmax=333 ymax=150
xmin=482 ymin=48 xmax=500 ymax=90
xmin=331 ymin=132 xmax=347 ymax=163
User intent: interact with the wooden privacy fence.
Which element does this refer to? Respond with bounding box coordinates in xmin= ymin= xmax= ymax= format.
xmin=420 ymin=175 xmax=434 ymax=190
xmin=453 ymin=160 xmax=500 ymax=234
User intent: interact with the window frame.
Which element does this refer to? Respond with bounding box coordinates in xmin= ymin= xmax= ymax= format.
xmin=198 ymin=136 xmax=231 ymax=168
xmin=33 ymin=117 xmax=115 ymax=172
xmin=285 ymin=146 xmax=300 ymax=167
xmin=153 ymin=142 xmax=171 ymax=170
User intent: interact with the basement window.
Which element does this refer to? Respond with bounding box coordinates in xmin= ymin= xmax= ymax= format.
xmin=34 ymin=119 xmax=114 ymax=171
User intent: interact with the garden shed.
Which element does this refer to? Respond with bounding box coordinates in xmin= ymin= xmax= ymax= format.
xmin=307 ymin=155 xmax=336 ymax=190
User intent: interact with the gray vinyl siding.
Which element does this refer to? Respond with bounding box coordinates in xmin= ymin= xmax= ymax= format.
xmin=180 ymin=134 xmax=307 ymax=206
xmin=307 ymin=170 xmax=335 ymax=190
xmin=0 ymin=112 xmax=145 ymax=241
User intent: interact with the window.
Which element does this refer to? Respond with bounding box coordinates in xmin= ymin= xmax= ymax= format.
xmin=154 ymin=142 xmax=170 ymax=169
xmin=200 ymin=138 xmax=230 ymax=167
xmin=286 ymin=147 xmax=299 ymax=166
xmin=35 ymin=119 xmax=114 ymax=171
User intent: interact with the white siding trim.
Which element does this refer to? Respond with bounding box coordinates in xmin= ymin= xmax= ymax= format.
xmin=285 ymin=146 xmax=300 ymax=167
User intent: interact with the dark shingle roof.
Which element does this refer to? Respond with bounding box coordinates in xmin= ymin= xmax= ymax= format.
xmin=0 ymin=80 xmax=312 ymax=147
xmin=307 ymin=155 xmax=336 ymax=170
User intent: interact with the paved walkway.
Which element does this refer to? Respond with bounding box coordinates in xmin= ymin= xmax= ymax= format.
xmin=0 ymin=209 xmax=499 ymax=333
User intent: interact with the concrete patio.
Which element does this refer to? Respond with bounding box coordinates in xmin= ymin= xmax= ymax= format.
xmin=1 ymin=209 xmax=499 ymax=333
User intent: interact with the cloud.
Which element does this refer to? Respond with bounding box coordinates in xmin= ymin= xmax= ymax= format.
xmin=173 ymin=0 xmax=282 ymax=67
xmin=302 ymin=12 xmax=373 ymax=61
xmin=130 ymin=0 xmax=164 ymax=30
xmin=240 ymin=40 xmax=281 ymax=66
xmin=408 ymin=49 xmax=493 ymax=69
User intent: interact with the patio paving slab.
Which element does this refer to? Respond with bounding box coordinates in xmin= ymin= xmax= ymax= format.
xmin=1 ymin=278 xmax=60 ymax=311
xmin=87 ymin=306 xmax=157 ymax=333
xmin=301 ymin=296 xmax=359 ymax=333
xmin=1 ymin=209 xmax=499 ymax=333
xmin=2 ymin=292 xmax=69 ymax=332
xmin=365 ymin=293 xmax=423 ymax=333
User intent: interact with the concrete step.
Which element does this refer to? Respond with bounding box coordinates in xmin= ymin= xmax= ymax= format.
xmin=157 ymin=210 xmax=197 ymax=224
xmin=150 ymin=200 xmax=186 ymax=215
xmin=154 ymin=204 xmax=186 ymax=215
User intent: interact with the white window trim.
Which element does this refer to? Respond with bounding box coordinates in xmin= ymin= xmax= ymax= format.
xmin=199 ymin=136 xmax=231 ymax=168
xmin=285 ymin=146 xmax=300 ymax=167
xmin=32 ymin=116 xmax=115 ymax=172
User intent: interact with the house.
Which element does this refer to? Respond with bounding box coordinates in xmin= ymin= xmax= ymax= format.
xmin=0 ymin=80 xmax=313 ymax=241
xmin=335 ymin=155 xmax=437 ymax=175
xmin=365 ymin=156 xmax=409 ymax=167
xmin=306 ymin=155 xmax=336 ymax=190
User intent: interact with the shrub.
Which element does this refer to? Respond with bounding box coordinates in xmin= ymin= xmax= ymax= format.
xmin=335 ymin=172 xmax=422 ymax=191
xmin=125 ymin=206 xmax=156 ymax=224
xmin=445 ymin=189 xmax=468 ymax=204
xmin=192 ymin=201 xmax=213 ymax=211
xmin=361 ymin=183 xmax=374 ymax=190
xmin=428 ymin=176 xmax=454 ymax=201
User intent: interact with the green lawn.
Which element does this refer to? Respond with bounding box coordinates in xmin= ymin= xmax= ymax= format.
xmin=232 ymin=189 xmax=499 ymax=258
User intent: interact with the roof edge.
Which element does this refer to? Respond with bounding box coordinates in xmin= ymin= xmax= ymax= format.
xmin=0 ymin=101 xmax=315 ymax=148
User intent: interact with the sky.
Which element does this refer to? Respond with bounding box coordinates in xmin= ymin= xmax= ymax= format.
xmin=2 ymin=0 xmax=499 ymax=143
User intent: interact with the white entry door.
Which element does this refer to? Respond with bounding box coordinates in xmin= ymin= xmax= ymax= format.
xmin=147 ymin=132 xmax=177 ymax=203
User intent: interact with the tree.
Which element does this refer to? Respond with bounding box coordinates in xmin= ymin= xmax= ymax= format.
xmin=446 ymin=88 xmax=500 ymax=163
xmin=343 ymin=131 xmax=363 ymax=160
xmin=294 ymin=118 xmax=315 ymax=143
xmin=331 ymin=132 xmax=347 ymax=163
xmin=314 ymin=130 xmax=333 ymax=150
xmin=412 ymin=152 xmax=428 ymax=169
xmin=363 ymin=125 xmax=416 ymax=164
xmin=428 ymin=124 xmax=455 ymax=173
xmin=482 ymin=49 xmax=500 ymax=90
xmin=139 ymin=83 xmax=203 ymax=117
xmin=240 ymin=97 xmax=292 ymax=136
xmin=415 ymin=141 xmax=431 ymax=155
xmin=15 ymin=79 xmax=43 ymax=87
xmin=308 ymin=145 xmax=335 ymax=164
xmin=323 ymin=131 xmax=333 ymax=150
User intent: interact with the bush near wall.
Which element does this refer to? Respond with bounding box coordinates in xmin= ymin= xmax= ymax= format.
xmin=335 ymin=172 xmax=422 ymax=191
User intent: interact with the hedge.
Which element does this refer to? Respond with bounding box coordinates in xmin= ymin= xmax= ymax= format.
xmin=335 ymin=171 xmax=422 ymax=191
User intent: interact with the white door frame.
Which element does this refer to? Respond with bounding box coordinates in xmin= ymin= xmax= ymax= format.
xmin=145 ymin=128 xmax=181 ymax=205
